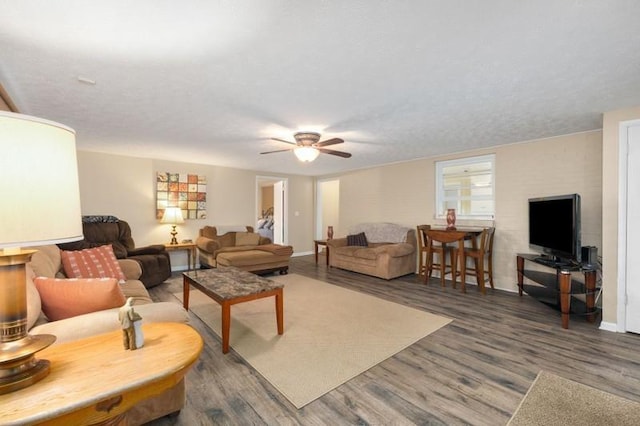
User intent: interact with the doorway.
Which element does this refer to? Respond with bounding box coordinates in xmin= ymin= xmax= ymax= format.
xmin=256 ymin=176 xmax=288 ymax=244
xmin=619 ymin=120 xmax=640 ymax=333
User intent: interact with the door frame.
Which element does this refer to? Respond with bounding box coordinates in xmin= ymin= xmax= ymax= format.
xmin=256 ymin=176 xmax=288 ymax=244
xmin=617 ymin=118 xmax=640 ymax=332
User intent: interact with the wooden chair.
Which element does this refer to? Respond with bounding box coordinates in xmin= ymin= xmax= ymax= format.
xmin=460 ymin=227 xmax=495 ymax=294
xmin=416 ymin=225 xmax=456 ymax=287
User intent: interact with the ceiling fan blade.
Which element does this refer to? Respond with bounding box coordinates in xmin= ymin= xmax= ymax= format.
xmin=260 ymin=148 xmax=295 ymax=154
xmin=318 ymin=148 xmax=352 ymax=158
xmin=271 ymin=137 xmax=298 ymax=146
xmin=315 ymin=137 xmax=344 ymax=147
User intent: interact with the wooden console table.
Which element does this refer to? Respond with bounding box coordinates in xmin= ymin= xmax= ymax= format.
xmin=165 ymin=242 xmax=197 ymax=270
xmin=0 ymin=322 xmax=203 ymax=425
xmin=517 ymin=253 xmax=599 ymax=329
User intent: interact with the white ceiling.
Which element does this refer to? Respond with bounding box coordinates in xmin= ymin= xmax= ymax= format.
xmin=1 ymin=1 xmax=639 ymax=176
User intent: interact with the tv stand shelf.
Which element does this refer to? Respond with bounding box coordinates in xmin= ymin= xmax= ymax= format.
xmin=516 ymin=253 xmax=600 ymax=329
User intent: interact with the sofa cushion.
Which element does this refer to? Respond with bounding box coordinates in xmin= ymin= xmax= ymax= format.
xmin=61 ymin=245 xmax=127 ymax=283
xmin=34 ymin=277 xmax=126 ymax=321
xmin=347 ymin=232 xmax=368 ymax=247
xmin=236 ymin=232 xmax=261 ymax=246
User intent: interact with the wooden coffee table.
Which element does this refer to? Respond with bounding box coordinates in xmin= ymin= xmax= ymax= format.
xmin=183 ymin=267 xmax=284 ymax=354
xmin=0 ymin=322 xmax=202 ymax=425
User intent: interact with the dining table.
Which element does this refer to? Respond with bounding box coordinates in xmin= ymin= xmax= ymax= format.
xmin=425 ymin=226 xmax=484 ymax=293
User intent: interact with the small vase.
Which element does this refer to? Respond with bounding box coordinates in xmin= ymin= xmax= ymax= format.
xmin=327 ymin=226 xmax=334 ymax=240
xmin=446 ymin=209 xmax=456 ymax=230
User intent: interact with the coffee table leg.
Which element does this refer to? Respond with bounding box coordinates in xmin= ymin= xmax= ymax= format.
xmin=275 ymin=289 xmax=284 ymax=335
xmin=221 ymin=301 xmax=231 ymax=353
xmin=182 ymin=276 xmax=190 ymax=310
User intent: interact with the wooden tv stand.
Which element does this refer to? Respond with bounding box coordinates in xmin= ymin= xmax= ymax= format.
xmin=516 ymin=253 xmax=599 ymax=329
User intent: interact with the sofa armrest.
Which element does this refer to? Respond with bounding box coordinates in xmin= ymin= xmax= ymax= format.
xmin=327 ymin=238 xmax=348 ymax=248
xmin=127 ymin=245 xmax=167 ymax=256
xmin=196 ymin=236 xmax=220 ymax=253
xmin=118 ymin=259 xmax=143 ymax=280
xmin=30 ymin=302 xmax=189 ymax=345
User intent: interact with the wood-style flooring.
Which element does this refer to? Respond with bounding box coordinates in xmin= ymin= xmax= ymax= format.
xmin=146 ymin=254 xmax=640 ymax=426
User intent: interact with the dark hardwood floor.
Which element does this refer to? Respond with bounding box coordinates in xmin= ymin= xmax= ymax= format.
xmin=146 ymin=254 xmax=640 ymax=425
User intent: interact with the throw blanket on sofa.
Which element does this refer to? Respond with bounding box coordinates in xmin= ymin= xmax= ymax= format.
xmin=348 ymin=223 xmax=410 ymax=244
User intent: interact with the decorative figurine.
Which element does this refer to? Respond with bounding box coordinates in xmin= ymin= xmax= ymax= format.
xmin=118 ymin=297 xmax=144 ymax=350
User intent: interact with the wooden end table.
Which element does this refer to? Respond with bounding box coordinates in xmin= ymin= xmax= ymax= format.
xmin=314 ymin=239 xmax=330 ymax=265
xmin=0 ymin=322 xmax=203 ymax=425
xmin=183 ymin=267 xmax=284 ymax=354
xmin=165 ymin=242 xmax=197 ymax=270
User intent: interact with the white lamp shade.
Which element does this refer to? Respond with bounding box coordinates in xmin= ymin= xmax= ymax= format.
xmin=161 ymin=207 xmax=185 ymax=224
xmin=0 ymin=112 xmax=83 ymax=249
xmin=294 ymin=146 xmax=320 ymax=162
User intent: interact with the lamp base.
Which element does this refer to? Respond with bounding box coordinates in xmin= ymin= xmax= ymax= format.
xmin=0 ymin=333 xmax=56 ymax=394
xmin=169 ymin=225 xmax=178 ymax=245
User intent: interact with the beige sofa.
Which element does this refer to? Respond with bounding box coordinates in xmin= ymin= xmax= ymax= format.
xmin=327 ymin=223 xmax=417 ymax=280
xmin=196 ymin=226 xmax=293 ymax=274
xmin=26 ymin=245 xmax=191 ymax=425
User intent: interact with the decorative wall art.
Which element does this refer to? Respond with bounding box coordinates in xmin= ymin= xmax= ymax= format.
xmin=156 ymin=172 xmax=207 ymax=220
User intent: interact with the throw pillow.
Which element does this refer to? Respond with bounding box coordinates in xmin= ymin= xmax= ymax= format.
xmin=347 ymin=232 xmax=368 ymax=247
xmin=235 ymin=232 xmax=261 ymax=246
xmin=33 ymin=277 xmax=126 ymax=321
xmin=60 ymin=245 xmax=127 ymax=283
xmin=256 ymin=219 xmax=267 ymax=229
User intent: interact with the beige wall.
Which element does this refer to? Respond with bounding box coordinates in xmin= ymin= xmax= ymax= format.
xmin=319 ymin=179 xmax=340 ymax=239
xmin=602 ymin=106 xmax=640 ymax=327
xmin=76 ymin=151 xmax=315 ymax=269
xmin=323 ymin=130 xmax=603 ymax=294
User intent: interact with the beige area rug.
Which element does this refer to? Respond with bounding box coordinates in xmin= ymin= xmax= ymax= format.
xmin=508 ymin=371 xmax=640 ymax=426
xmin=175 ymin=274 xmax=451 ymax=408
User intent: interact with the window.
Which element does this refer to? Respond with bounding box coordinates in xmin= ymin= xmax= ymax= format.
xmin=435 ymin=154 xmax=495 ymax=220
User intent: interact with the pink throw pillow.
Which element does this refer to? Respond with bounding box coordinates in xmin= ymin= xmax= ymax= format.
xmin=60 ymin=245 xmax=127 ymax=283
xmin=34 ymin=277 xmax=126 ymax=321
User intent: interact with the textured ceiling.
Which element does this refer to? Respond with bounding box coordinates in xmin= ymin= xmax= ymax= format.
xmin=1 ymin=1 xmax=639 ymax=176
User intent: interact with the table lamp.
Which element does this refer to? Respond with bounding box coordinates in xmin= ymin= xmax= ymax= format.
xmin=161 ymin=207 xmax=184 ymax=245
xmin=0 ymin=111 xmax=83 ymax=394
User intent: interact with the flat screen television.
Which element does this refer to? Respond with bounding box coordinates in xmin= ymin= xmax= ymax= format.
xmin=528 ymin=193 xmax=581 ymax=264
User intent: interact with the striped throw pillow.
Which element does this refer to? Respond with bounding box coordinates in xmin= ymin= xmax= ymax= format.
xmin=60 ymin=245 xmax=127 ymax=283
xmin=346 ymin=232 xmax=368 ymax=247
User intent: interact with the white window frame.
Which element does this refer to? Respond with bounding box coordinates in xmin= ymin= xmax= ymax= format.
xmin=435 ymin=154 xmax=495 ymax=220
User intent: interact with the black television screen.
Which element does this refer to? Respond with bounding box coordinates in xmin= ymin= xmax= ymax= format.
xmin=528 ymin=194 xmax=581 ymax=263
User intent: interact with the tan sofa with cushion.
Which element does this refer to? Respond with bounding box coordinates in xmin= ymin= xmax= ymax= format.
xmin=327 ymin=223 xmax=417 ymax=280
xmin=196 ymin=226 xmax=293 ymax=274
xmin=26 ymin=244 xmax=191 ymax=425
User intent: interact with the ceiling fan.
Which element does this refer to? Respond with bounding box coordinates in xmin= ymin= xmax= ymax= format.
xmin=260 ymin=132 xmax=352 ymax=162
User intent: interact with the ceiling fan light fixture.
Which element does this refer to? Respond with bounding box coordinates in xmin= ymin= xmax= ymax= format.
xmin=294 ymin=146 xmax=320 ymax=162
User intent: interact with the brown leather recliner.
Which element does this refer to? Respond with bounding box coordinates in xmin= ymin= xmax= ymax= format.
xmin=58 ymin=216 xmax=172 ymax=288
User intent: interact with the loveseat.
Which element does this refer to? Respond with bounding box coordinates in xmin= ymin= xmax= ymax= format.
xmin=327 ymin=223 xmax=417 ymax=280
xmin=26 ymin=244 xmax=191 ymax=425
xmin=57 ymin=216 xmax=172 ymax=288
xmin=196 ymin=225 xmax=293 ymax=274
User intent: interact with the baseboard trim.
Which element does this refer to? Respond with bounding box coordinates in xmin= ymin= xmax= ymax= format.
xmin=599 ymin=321 xmax=618 ymax=333
xmin=293 ymin=251 xmax=313 ymax=257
